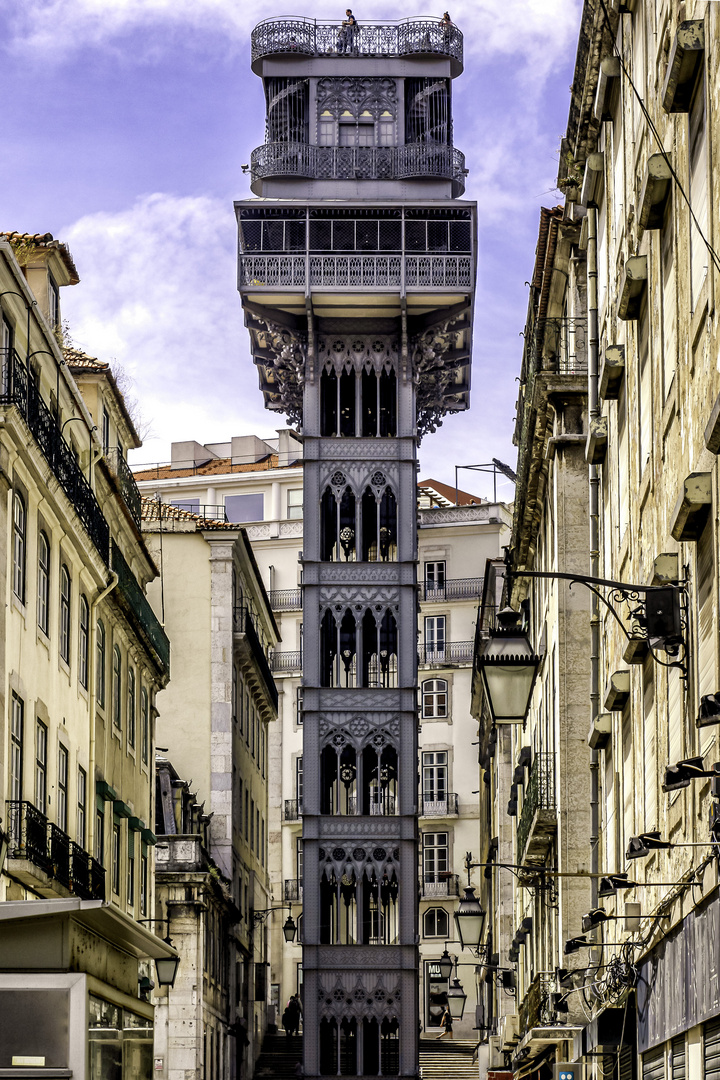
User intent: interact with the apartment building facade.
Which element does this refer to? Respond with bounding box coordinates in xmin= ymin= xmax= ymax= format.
xmin=0 ymin=234 xmax=174 ymax=1076
xmin=474 ymin=2 xmax=720 ymax=1077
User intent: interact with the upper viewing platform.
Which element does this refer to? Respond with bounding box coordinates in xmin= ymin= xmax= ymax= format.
xmin=251 ymin=16 xmax=464 ymax=76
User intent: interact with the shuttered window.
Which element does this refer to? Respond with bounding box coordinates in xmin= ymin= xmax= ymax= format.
xmin=705 ymin=1016 xmax=720 ymax=1080
xmin=670 ymin=1035 xmax=685 ymax=1079
xmin=661 ymin=197 xmax=676 ymax=397
xmin=643 ymin=657 xmax=657 ymax=830
xmin=622 ymin=704 xmax=634 ymax=854
xmin=689 ymin=69 xmax=708 ymax=307
xmin=696 ymin=519 xmax=716 ymax=756
xmin=613 ymin=103 xmax=624 ymax=240
xmin=598 ymin=189 xmax=608 ymax=319
xmin=638 ymin=301 xmax=651 ymax=472
xmin=642 ymin=1044 xmax=665 ymax=1080
xmin=619 ymin=1043 xmax=634 ymax=1080
xmin=604 ymin=739 xmax=617 ymax=869
xmin=618 ymin=381 xmax=629 ymax=539
xmin=667 ymin=665 xmax=683 ymax=779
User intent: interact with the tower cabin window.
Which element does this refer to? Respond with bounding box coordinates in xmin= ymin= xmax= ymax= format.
xmin=265 ymin=78 xmax=309 ymax=144
xmin=320 ymin=368 xmax=396 ymax=437
xmin=320 ymin=741 xmax=398 ymax=816
xmin=321 ymin=486 xmax=397 ymax=562
xmin=320 ymin=607 xmax=397 ymax=688
xmin=405 ymin=78 xmax=451 ymax=144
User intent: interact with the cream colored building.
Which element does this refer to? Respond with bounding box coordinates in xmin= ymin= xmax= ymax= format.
xmin=135 ymin=440 xmax=512 ymax=1042
xmin=141 ymin=498 xmax=279 ymax=1079
xmin=0 ymin=233 xmax=174 ymax=1075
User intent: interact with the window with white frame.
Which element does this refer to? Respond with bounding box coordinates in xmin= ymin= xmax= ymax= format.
xmin=77 ymin=766 xmax=87 ymax=847
xmin=127 ymin=667 xmax=136 ymax=748
xmin=689 ymin=66 xmax=708 ymax=307
xmin=12 ymin=491 xmax=26 ymax=603
xmin=422 ymin=678 xmax=448 ymax=718
xmin=37 ymin=531 xmax=50 ymax=634
xmin=79 ymin=595 xmax=90 ymax=689
xmin=59 ymin=564 xmax=71 ymax=663
xmin=424 ymin=615 xmax=446 ymax=658
xmin=141 ymin=688 xmax=150 ymax=764
xmin=112 ymin=645 xmax=122 ymax=729
xmin=48 ymin=273 xmax=59 ymax=329
xmin=422 ymin=832 xmax=448 ymax=884
xmin=422 ymin=752 xmax=448 ymax=806
xmin=10 ymin=694 xmax=24 ymax=802
xmin=287 ymin=488 xmax=303 ymax=519
xmin=35 ymin=720 xmax=47 ymax=812
xmin=58 ymin=744 xmax=68 ymax=832
xmin=96 ymin=620 xmax=106 ymax=707
xmin=424 ymin=560 xmax=446 ymax=594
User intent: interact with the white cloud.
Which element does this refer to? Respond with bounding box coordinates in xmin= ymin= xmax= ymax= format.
xmin=60 ymin=193 xmax=276 ymax=467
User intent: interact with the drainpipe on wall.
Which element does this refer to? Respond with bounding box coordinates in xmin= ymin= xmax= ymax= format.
xmin=587 ymin=207 xmax=600 ymax=909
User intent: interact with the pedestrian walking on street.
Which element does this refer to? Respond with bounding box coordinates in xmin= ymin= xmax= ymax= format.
xmin=435 ymin=1006 xmax=453 ymax=1040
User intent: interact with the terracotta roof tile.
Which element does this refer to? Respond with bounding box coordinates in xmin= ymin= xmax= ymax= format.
xmin=134 ymin=454 xmax=281 ymax=480
xmin=1 ymin=231 xmax=80 ymax=285
xmin=141 ymin=496 xmax=238 ymax=529
xmin=63 ymin=347 xmax=109 ymax=373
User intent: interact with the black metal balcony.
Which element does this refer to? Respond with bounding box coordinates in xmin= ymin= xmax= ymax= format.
xmin=91 ymin=857 xmax=106 ymax=900
xmin=531 ymin=317 xmax=588 ymax=375
xmin=270 ymin=649 xmax=303 ymax=673
xmin=240 ymin=252 xmax=473 ymax=290
xmin=422 ymin=577 xmax=483 ymax=602
xmin=251 ymin=17 xmax=463 ymax=72
xmin=49 ymin=823 xmax=72 ymax=888
xmin=284 ymin=878 xmax=303 ymax=901
xmin=269 ymin=588 xmax=302 ymax=611
xmin=70 ymin=842 xmax=92 ymax=898
xmin=417 ymin=640 xmax=474 ymax=665
xmin=1 ymin=349 xmax=110 ymax=563
xmin=516 ymin=752 xmax=557 ymax=865
xmin=284 ymin=799 xmax=303 ymax=821
xmin=420 ymin=793 xmax=459 ymax=817
xmin=346 ymin=795 xmax=397 ymax=816
xmin=6 ymin=800 xmax=52 ymax=874
xmin=518 ymin=972 xmax=555 ymax=1036
xmin=112 ymin=540 xmax=170 ymax=676
xmin=105 ymin=447 xmax=142 ymax=528
xmin=421 ymin=873 xmax=459 ymax=899
xmin=234 ymin=604 xmax=279 ymax=712
xmin=250 ymin=143 xmax=466 ymax=194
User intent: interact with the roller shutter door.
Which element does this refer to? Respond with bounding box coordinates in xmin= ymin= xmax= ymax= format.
xmin=619 ymin=1043 xmax=635 ymax=1080
xmin=705 ymin=1017 xmax=720 ymax=1080
xmin=670 ymin=1035 xmax=685 ymax=1080
xmin=642 ymin=1045 xmax=665 ymax=1080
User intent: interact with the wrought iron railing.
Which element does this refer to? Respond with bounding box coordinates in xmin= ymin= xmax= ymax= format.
xmin=250 ymin=143 xmax=466 ymax=190
xmin=284 ymin=878 xmax=303 ymax=901
xmin=531 ymin=317 xmax=588 ymax=375
xmin=516 ymin=752 xmax=556 ymax=861
xmin=251 ymin=17 xmax=463 ymax=67
xmin=5 ymin=800 xmax=52 ymax=874
xmin=70 ymin=842 xmax=92 ymax=898
xmin=417 ymin=640 xmax=474 ymax=665
xmin=346 ymin=796 xmax=397 ymax=816
xmin=270 ymin=649 xmax=303 ymax=672
xmin=105 ymin=447 xmax=142 ymax=528
xmin=239 ymin=254 xmax=473 ymax=289
xmin=49 ymin=823 xmax=72 ymax=888
xmin=269 ymin=588 xmax=302 ymax=610
xmin=421 ymin=793 xmax=459 ymax=817
xmin=91 ymin=857 xmax=106 ymax=900
xmin=1 ymin=350 xmax=110 ymax=562
xmin=284 ymin=799 xmax=302 ymax=821
xmin=234 ymin=605 xmax=279 ymax=711
xmin=112 ymin=541 xmax=170 ymax=675
xmin=518 ymin=972 xmax=556 ymax=1035
xmin=421 ymin=873 xmax=460 ymax=898
xmin=422 ymin=577 xmax=483 ymax=602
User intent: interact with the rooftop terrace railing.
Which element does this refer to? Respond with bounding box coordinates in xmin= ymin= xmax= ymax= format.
xmin=251 ymin=16 xmax=463 ymax=69
xmin=239 ymin=253 xmax=473 ymax=290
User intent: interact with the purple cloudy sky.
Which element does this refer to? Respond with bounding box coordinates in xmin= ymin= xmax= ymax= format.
xmin=1 ymin=0 xmax=581 ymax=503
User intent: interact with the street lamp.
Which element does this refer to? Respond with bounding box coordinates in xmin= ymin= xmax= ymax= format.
xmin=137 ymin=915 xmax=181 ymax=988
xmin=476 ymin=607 xmax=541 ymax=724
xmin=446 ymin=961 xmax=467 ymax=1020
xmin=253 ymin=903 xmax=298 ymax=944
xmin=438 ymin=947 xmax=454 ymax=981
xmin=282 ymin=910 xmax=298 ymax=943
xmin=454 ymin=885 xmax=485 ymax=949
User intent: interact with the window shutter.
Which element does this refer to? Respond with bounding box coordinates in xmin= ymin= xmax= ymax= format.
xmin=689 ymin=72 xmax=708 ymax=306
xmin=667 ymin=665 xmax=683 ymax=769
xmin=642 ymin=1045 xmax=665 ymax=1080
xmin=705 ymin=1017 xmax=720 ymax=1080
xmin=671 ymin=1034 xmax=685 ymax=1079
xmin=697 ymin=519 xmax=716 ymax=755
xmin=643 ymin=658 xmax=657 ymax=830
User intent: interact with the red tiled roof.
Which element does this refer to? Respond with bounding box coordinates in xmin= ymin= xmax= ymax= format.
xmin=141 ymin=496 xmax=238 ymax=529
xmin=418 ymin=478 xmax=482 ymax=505
xmin=134 ymin=455 xmax=282 ymax=480
xmin=1 ymin=231 xmax=80 ymax=285
xmin=63 ymin=347 xmax=108 ymax=373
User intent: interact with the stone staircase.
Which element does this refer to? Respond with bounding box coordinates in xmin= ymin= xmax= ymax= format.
xmin=254 ymin=1033 xmax=304 ymax=1080
xmin=419 ymin=1038 xmax=479 ymax=1080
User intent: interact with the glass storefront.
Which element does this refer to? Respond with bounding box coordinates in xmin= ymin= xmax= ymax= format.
xmin=89 ymin=995 xmax=153 ymax=1080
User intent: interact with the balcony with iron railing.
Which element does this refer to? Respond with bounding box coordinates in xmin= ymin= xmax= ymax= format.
xmin=112 ymin=541 xmax=170 ymax=677
xmin=239 ymin=252 xmax=473 ymax=291
xmin=284 ymin=799 xmax=303 ymax=821
xmin=530 ymin=317 xmax=588 ymax=376
xmin=251 ymin=17 xmax=464 ymax=72
xmin=105 ymin=447 xmax=142 ymax=528
xmin=516 ymin=752 xmax=557 ymax=865
xmin=518 ymin=972 xmax=556 ymax=1037
xmin=6 ymin=801 xmax=105 ymax=899
xmin=284 ymin=879 xmax=303 ymax=901
xmin=420 ymin=792 xmax=459 ymax=818
xmin=421 ymin=577 xmax=483 ymax=602
xmin=269 ymin=588 xmax=302 ymax=611
xmin=417 ymin=640 xmax=474 ymax=666
xmin=1 ymin=349 xmax=110 ymax=563
xmin=347 ymin=795 xmax=397 ymax=816
xmin=233 ymin=604 xmax=279 ymax=712
xmin=250 ymin=143 xmax=466 ymax=196
xmin=421 ymin=873 xmax=459 ymax=899
xmin=270 ymin=649 xmax=303 ymax=673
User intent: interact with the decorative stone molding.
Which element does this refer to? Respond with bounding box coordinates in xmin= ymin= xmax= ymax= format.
xmin=317 ymin=971 xmax=400 ymax=1023
xmin=319 ymin=713 xmax=401 ymax=746
xmin=317 ymin=78 xmax=398 ymax=120
xmin=319 ymin=586 xmax=400 ymax=605
xmin=318 ymin=335 xmax=398 ymax=375
xmin=319 ymin=842 xmax=400 ymax=879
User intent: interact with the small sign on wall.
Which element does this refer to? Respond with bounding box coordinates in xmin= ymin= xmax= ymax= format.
xmin=154 ymin=1058 xmax=164 ymax=1071
xmin=12 ymin=1059 xmax=46 ymax=1067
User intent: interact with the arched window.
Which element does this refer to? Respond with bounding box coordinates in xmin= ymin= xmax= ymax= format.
xmin=423 ymin=907 xmax=449 ymax=938
xmin=112 ymin=645 xmax=122 ymax=729
xmin=96 ymin=620 xmax=106 ymax=706
xmin=37 ymin=531 xmax=50 ymax=634
xmin=59 ymin=564 xmax=71 ymax=663
xmin=127 ymin=667 xmax=136 ymax=747
xmin=141 ymin=688 xmax=150 ymax=764
xmin=12 ymin=491 xmax=26 ymax=602
xmin=78 ymin=595 xmax=89 ymax=689
xmin=422 ymin=678 xmax=448 ymax=718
